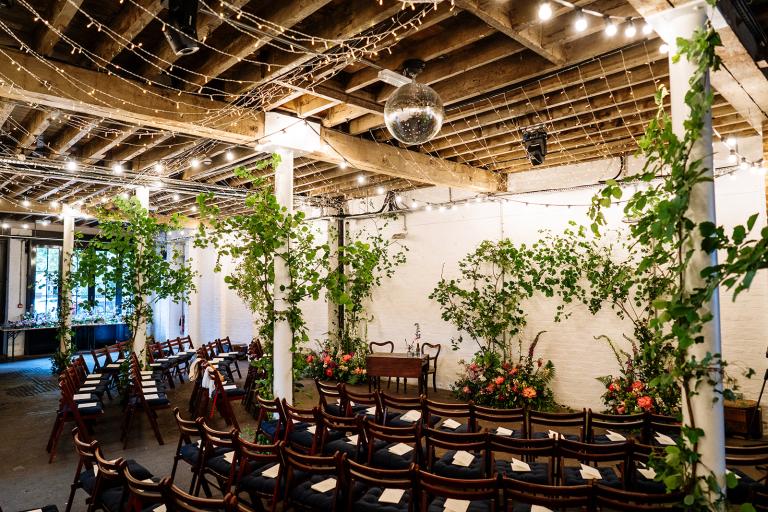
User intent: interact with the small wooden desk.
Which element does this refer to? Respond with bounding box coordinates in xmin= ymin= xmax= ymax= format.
xmin=366 ymin=352 xmax=429 ymax=395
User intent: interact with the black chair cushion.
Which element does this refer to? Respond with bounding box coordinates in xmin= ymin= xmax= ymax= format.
xmin=371 ymin=443 xmax=420 ymax=470
xmin=495 ymin=460 xmax=549 ymax=484
xmin=237 ymin=462 xmax=280 ymax=496
xmin=324 ymin=403 xmax=344 ymax=417
xmin=260 ymin=419 xmax=280 ymax=439
xmin=205 ymin=450 xmax=234 ymax=476
xmin=562 ymin=466 xmax=621 ymax=487
xmin=353 ymin=486 xmax=411 ymax=512
xmin=432 ymin=450 xmax=485 ymax=479
xmin=290 ymin=474 xmax=338 ymax=509
xmin=99 ymin=487 xmax=124 ymax=512
xmin=727 ymin=468 xmax=757 ymax=504
xmin=427 ymin=497 xmax=492 ymax=512
xmin=179 ymin=442 xmax=229 ymax=465
xmin=323 ymin=436 xmax=362 ymax=460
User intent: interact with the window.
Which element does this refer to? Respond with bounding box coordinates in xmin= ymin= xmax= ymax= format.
xmin=32 ymin=245 xmax=61 ymax=315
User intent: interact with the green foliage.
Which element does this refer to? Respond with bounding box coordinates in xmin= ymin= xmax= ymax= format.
xmin=325 ymin=222 xmax=407 ymax=353
xmin=305 ymin=344 xmax=368 ymax=385
xmin=70 ymin=196 xmax=196 ymax=367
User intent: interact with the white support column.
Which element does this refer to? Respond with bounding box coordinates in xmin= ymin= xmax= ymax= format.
xmin=655 ymin=0 xmax=726 ymax=495
xmin=273 ymin=148 xmax=295 ymax=403
xmin=134 ymin=186 xmax=150 ymax=359
xmin=60 ymin=204 xmax=75 ymax=352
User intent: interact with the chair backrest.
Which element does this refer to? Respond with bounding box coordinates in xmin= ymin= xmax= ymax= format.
xmin=419 ymin=342 xmax=441 ymax=365
xmin=319 ymin=409 xmax=364 ymax=457
xmin=726 ymin=444 xmax=768 ymax=468
xmin=248 ymin=338 xmax=264 ymax=359
xmin=594 ymin=483 xmax=684 ymax=510
xmin=423 ymin=427 xmax=489 ymax=476
xmin=281 ymin=400 xmax=320 ymax=451
xmin=91 ymin=346 xmax=109 ymax=369
xmin=379 ymin=391 xmax=425 ymax=426
xmin=472 ymin=404 xmax=526 ymax=437
xmin=645 ymin=413 xmax=682 ymax=443
xmin=587 ymin=409 xmax=645 ymax=443
xmin=124 ymin=462 xmax=162 ymax=511
xmin=345 ymin=458 xmax=417 ymax=511
xmin=557 ymin=438 xmax=631 ymax=486
xmin=364 ymin=418 xmax=421 ymax=467
xmin=207 ymin=366 xmax=240 ymax=429
xmin=425 ymin=398 xmax=474 ymax=432
xmin=528 ymin=409 xmax=586 ymax=440
xmin=93 ymin=447 xmax=126 ymax=509
xmin=369 ymin=340 xmax=394 ymax=353
xmin=315 ymin=378 xmax=344 ymax=414
xmin=72 ymin=427 xmax=98 ymax=475
xmin=501 ymin=476 xmax=591 ymax=510
xmin=488 ymin=435 xmax=556 ymax=484
xmin=160 ymin=477 xmax=235 ymax=511
xmin=236 ymin=437 xmax=282 ymax=482
xmin=254 ymin=395 xmax=285 ymax=442
xmin=281 ymin=446 xmax=345 ymax=510
xmin=339 ymin=385 xmax=380 ymax=419
xmin=418 ymin=470 xmax=499 ymax=511
xmin=173 ymin=407 xmax=203 ymax=451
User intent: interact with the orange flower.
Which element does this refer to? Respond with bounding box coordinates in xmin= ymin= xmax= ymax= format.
xmin=323 ymin=355 xmax=331 ymax=365
xmin=306 ymin=354 xmax=314 ymax=363
xmin=631 ymin=380 xmax=644 ymax=392
xmin=637 ymin=396 xmax=653 ymax=411
xmin=495 ymin=376 xmax=505 ymax=385
xmin=342 ymin=354 xmax=352 ymax=362
xmin=522 ymin=386 xmax=537 ymax=399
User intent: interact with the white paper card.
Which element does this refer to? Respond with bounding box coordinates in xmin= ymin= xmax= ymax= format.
xmin=107 ymin=363 xmax=120 ymax=368
xmin=638 ymin=467 xmax=657 ymax=479
xmin=145 ymin=394 xmax=160 ymax=400
xmin=140 ymin=371 xmax=154 ymax=375
xmin=142 ymin=388 xmax=158 ymax=393
xmin=579 ymin=464 xmax=602 ymax=480
xmin=511 ymin=458 xmax=531 ymax=472
xmin=307 ymin=425 xmax=316 ymax=434
xmin=223 ymin=384 xmax=237 ymax=390
xmin=547 ymin=430 xmax=562 ymax=440
xmin=261 ymin=464 xmax=280 ymax=479
xmin=79 ymin=386 xmax=97 ymax=391
xmin=379 ymin=488 xmax=405 ymax=504
xmin=152 ymin=505 xmax=167 ymax=512
xmin=441 ymin=418 xmax=461 ymax=430
xmin=655 ymin=433 xmax=676 ymax=446
xmin=444 ymin=498 xmax=470 ymax=512
xmin=452 ymin=450 xmax=474 ymax=467
xmin=310 ymin=477 xmax=336 ymax=493
xmin=78 ymin=402 xmax=99 ymax=408
xmin=399 ymin=409 xmax=421 ymax=422
xmin=157 ymin=358 xmax=169 ymax=362
xmin=388 ymin=443 xmax=414 ymax=456
xmin=605 ymin=430 xmax=626 ymax=442
xmin=74 ymin=393 xmax=93 ymax=400
xmin=224 ymin=451 xmax=234 ymax=464
xmin=142 ymin=478 xmax=154 ymax=483
xmin=495 ymin=426 xmax=513 ymax=436
xmin=346 ymin=434 xmax=359 ymax=445
xmin=365 ymin=406 xmax=377 ymax=416
xmin=531 ymin=506 xmax=554 ymax=512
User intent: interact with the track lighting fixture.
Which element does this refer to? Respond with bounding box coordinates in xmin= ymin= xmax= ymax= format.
xmin=164 ymin=0 xmax=200 ymax=57
xmin=522 ymin=127 xmax=549 ymax=166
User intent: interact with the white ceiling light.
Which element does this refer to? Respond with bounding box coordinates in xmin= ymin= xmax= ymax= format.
xmin=642 ymin=22 xmax=653 ymax=35
xmin=604 ymin=18 xmax=618 ymax=36
xmin=357 ymin=174 xmax=367 ymax=184
xmin=153 ymin=162 xmax=164 ymax=174
xmin=538 ymin=2 xmax=553 ymax=21
xmin=225 ymin=150 xmax=235 ymax=161
xmin=172 ymin=193 xmax=181 ymax=201
xmin=624 ymin=21 xmax=636 ymax=38
xmin=113 ymin=162 xmax=124 ymax=174
xmin=574 ymin=10 xmax=588 ymax=32
xmin=190 ymin=158 xmax=200 ymax=169
xmin=376 ymin=186 xmax=385 ymax=195
xmin=659 ymin=43 xmax=669 ymax=54
xmin=22 ymin=198 xmax=30 ymax=207
xmin=65 ymin=160 xmax=78 ymax=171
xmin=50 ymin=200 xmax=59 ymax=208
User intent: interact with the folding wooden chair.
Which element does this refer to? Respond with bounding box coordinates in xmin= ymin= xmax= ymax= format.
xmin=418 ymin=470 xmax=500 ymax=512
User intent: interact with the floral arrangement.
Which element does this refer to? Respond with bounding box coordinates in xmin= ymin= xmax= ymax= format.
xmin=595 ymin=335 xmax=679 ymax=416
xmin=452 ymin=333 xmax=556 ymax=411
xmin=305 ymin=342 xmax=368 ymax=385
xmin=7 ymin=311 xmax=57 ymax=328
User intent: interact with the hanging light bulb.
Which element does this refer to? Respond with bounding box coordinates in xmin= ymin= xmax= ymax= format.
xmin=425 ymin=204 xmax=433 ymax=211
xmin=376 ymin=186 xmax=385 ymax=195
xmin=65 ymin=159 xmax=78 ymax=171
xmin=739 ymin=157 xmax=749 ymax=171
xmin=1 ymin=222 xmax=8 ymax=229
xmin=728 ymin=149 xmax=738 ymax=164
xmin=659 ymin=43 xmax=669 ymax=54
xmin=50 ymin=200 xmax=59 ymax=208
xmin=604 ymin=17 xmax=617 ymax=36
xmin=112 ymin=162 xmax=124 ymax=174
xmin=191 ymin=205 xmax=198 ymax=212
xmin=725 ymin=136 xmax=736 ymax=148
xmin=642 ymin=22 xmax=653 ymax=35
xmin=339 ymin=160 xmax=348 ymax=169
xmin=574 ymin=10 xmax=588 ymax=32
xmin=225 ymin=150 xmax=235 ymax=161
xmin=190 ymin=158 xmax=200 ymax=169
xmin=22 ymin=198 xmax=30 ymax=207
xmin=22 ymin=223 xmax=29 ymax=230
xmin=411 ymin=199 xmax=418 ymax=208
xmin=624 ymin=20 xmax=637 ymax=37
xmin=395 ymin=194 xmax=403 ymax=203
xmin=172 ymin=193 xmax=181 ymax=201
xmin=356 ymin=174 xmax=366 ymax=184
xmin=153 ymin=162 xmax=164 ymax=174
xmin=538 ymin=2 xmax=553 ymax=21
xmin=438 ymin=205 xmax=446 ymax=213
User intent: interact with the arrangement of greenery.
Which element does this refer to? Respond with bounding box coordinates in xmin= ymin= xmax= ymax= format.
xmin=452 ymin=331 xmax=556 ymax=411
xmin=588 ymin=13 xmax=767 ymax=509
xmin=194 ymin=158 xmax=331 ymax=398
xmin=325 ymin=222 xmax=407 ymax=354
xmin=70 ymin=196 xmax=196 ymax=370
xmin=305 ymin=342 xmax=368 ymax=385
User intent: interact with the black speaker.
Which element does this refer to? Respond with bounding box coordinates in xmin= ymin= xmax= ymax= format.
xmin=165 ymin=0 xmax=199 ymax=56
xmin=523 ymin=128 xmax=548 ymax=166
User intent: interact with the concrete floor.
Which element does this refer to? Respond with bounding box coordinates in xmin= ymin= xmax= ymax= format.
xmin=0 ymin=356 xmax=445 ymax=511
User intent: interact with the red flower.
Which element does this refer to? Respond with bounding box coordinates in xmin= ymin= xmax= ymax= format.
xmin=608 ymin=383 xmax=616 ymax=392
xmin=462 ymin=386 xmax=471 ymax=394
xmin=509 ymin=367 xmax=519 ymax=376
xmin=631 ymin=380 xmax=644 ymax=392
xmin=495 ymin=376 xmax=505 ymax=385
xmin=637 ymin=396 xmax=653 ymax=411
xmin=306 ymin=354 xmax=314 ymax=364
xmin=323 ymin=355 xmax=331 ymax=365
xmin=522 ymin=387 xmax=537 ymax=399
xmin=486 ymin=382 xmax=496 ymax=392
xmin=325 ymin=368 xmax=334 ymax=377
xmin=342 ymin=354 xmax=352 ymax=362
xmin=537 ymin=358 xmax=544 ymax=368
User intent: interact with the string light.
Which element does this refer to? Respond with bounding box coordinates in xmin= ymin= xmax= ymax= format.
xmin=172 ymin=193 xmax=181 ymax=201
xmin=190 ymin=158 xmax=200 ymax=169
xmin=65 ymin=159 xmax=78 ymax=171
xmin=642 ymin=22 xmax=653 ymax=35
xmin=604 ymin=18 xmax=617 ymax=37
xmin=22 ymin=198 xmax=30 ymax=207
xmin=376 ymin=186 xmax=385 ymax=195
xmin=225 ymin=150 xmax=235 ymax=161
xmin=112 ymin=162 xmax=124 ymax=174
xmin=50 ymin=200 xmax=59 ymax=208
xmin=725 ymin=137 xmax=736 ymax=148
xmin=624 ymin=20 xmax=636 ymax=38
xmin=659 ymin=43 xmax=669 ymax=54
xmin=538 ymin=2 xmax=553 ymax=21
xmin=153 ymin=162 xmax=164 ymax=173
xmin=574 ymin=10 xmax=588 ymax=32
xmin=339 ymin=161 xmax=349 ymax=169
xmin=356 ymin=174 xmax=366 ymax=184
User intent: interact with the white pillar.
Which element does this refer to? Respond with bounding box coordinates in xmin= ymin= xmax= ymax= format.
xmin=60 ymin=204 xmax=75 ymax=352
xmin=273 ymin=148 xmax=294 ymax=403
xmin=133 ymin=186 xmax=150 ymax=360
xmin=663 ymin=0 xmax=726 ymax=495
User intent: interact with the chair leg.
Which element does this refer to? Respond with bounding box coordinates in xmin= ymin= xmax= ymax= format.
xmin=47 ymin=414 xmax=62 ymax=453
xmin=64 ymin=484 xmax=78 ymax=512
xmin=146 ymin=406 xmax=165 ymax=445
xmin=48 ymin=418 xmax=65 ymax=463
xmin=432 ymin=371 xmax=437 ymax=393
xmin=233 ymin=360 xmax=242 ymax=379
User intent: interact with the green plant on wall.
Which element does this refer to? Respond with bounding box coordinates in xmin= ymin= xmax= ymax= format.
xmin=50 ymin=266 xmax=76 ymax=376
xmin=194 ymin=156 xmax=330 ymax=397
xmin=70 ymin=196 xmax=195 ymax=371
xmin=325 ymin=221 xmax=407 ymax=354
xmin=588 ymin=13 xmax=767 ymax=510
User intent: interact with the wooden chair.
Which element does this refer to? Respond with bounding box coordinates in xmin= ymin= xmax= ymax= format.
xmin=123 ymin=462 xmax=162 ymax=512
xmin=419 ymin=342 xmax=441 ymax=393
xmin=281 ymin=400 xmax=321 ymax=454
xmin=527 ymin=409 xmax=586 ymax=441
xmin=557 ymin=438 xmax=631 ymax=488
xmin=339 ymin=385 xmax=383 ymax=422
xmin=196 ymin=422 xmax=240 ymax=497
xmin=161 ymin=477 xmax=236 ymax=511
xmin=216 ymin=337 xmax=243 ymax=379
xmin=89 ymin=447 xmax=128 ymax=512
xmin=282 ymin=446 xmax=345 ymax=512
xmin=368 ymin=340 xmax=395 ymax=391
xmin=364 ymin=417 xmax=422 ymax=470
xmin=207 ymin=365 xmax=246 ymax=430
xmin=170 ymin=407 xmax=205 ymax=493
xmin=318 ymin=409 xmax=364 ymax=461
xmin=120 ymin=357 xmax=170 ymax=448
xmin=65 ymin=429 xmax=99 ymax=512
xmin=725 ymin=444 xmax=768 ymax=504
xmin=253 ymin=395 xmax=285 ymax=443
xmin=314 ymin=378 xmax=345 ymax=416
xmin=378 ymin=391 xmax=430 ymax=428
xmin=472 ymin=404 xmax=526 ymax=438
xmin=48 ymin=374 xmax=104 ymax=463
xmin=501 ymin=476 xmax=591 ymax=511
xmin=423 ymin=427 xmax=490 ymax=479
xmin=586 ymin=409 xmax=645 ymax=444
xmin=344 ymin=458 xmax=417 ymax=511
xmin=418 ymin=470 xmax=500 ymax=512
xmin=488 ymin=435 xmax=556 ymax=485
xmin=627 ymin=442 xmax=667 ymax=494
xmin=425 ymin=398 xmax=474 ymax=433
xmin=644 ymin=413 xmax=682 ymax=446
xmin=147 ymin=341 xmax=178 ymax=388
xmin=594 ymin=483 xmax=684 ymax=510
xmin=234 ymin=438 xmax=283 ymax=512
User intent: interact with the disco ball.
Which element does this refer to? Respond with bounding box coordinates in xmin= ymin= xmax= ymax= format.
xmin=384 ymin=81 xmax=444 ymax=145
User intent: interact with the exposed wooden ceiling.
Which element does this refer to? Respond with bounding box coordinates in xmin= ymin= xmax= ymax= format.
xmin=0 ymin=0 xmax=764 ymax=222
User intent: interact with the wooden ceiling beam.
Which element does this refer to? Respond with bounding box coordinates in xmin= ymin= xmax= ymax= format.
xmin=341 ymin=179 xmax=423 ymax=200
xmin=80 ymin=127 xmax=139 ymax=162
xmin=0 ymin=48 xmax=264 ymax=144
xmin=131 ymin=138 xmax=200 ymax=172
xmin=48 ymin=118 xmax=98 ymax=157
xmin=33 ymin=0 xmax=86 ymax=56
xmin=109 ymin=132 xmax=172 ymax=164
xmin=91 ymin=0 xmax=164 ymax=65
xmin=296 ymin=95 xmax=340 ymax=118
xmin=16 ymin=109 xmax=52 ymax=149
xmin=0 ymin=101 xmax=15 ymax=130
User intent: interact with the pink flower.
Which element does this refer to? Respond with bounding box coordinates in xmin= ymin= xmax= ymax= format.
xmin=306 ymin=355 xmax=314 ymax=364
xmin=608 ymin=383 xmax=616 ymax=392
xmin=637 ymin=396 xmax=653 ymax=411
xmin=462 ymin=386 xmax=471 ymax=394
xmin=509 ymin=367 xmax=518 ymax=376
xmin=537 ymin=358 xmax=544 ymax=367
xmin=522 ymin=387 xmax=537 ymax=399
xmin=495 ymin=376 xmax=505 ymax=385
xmin=342 ymin=354 xmax=352 ymax=362
xmin=617 ymin=404 xmax=626 ymax=414
xmin=486 ymin=382 xmax=496 ymax=392
xmin=323 ymin=355 xmax=331 ymax=365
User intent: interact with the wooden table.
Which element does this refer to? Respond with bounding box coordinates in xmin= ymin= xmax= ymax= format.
xmin=366 ymin=352 xmax=429 ymax=395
